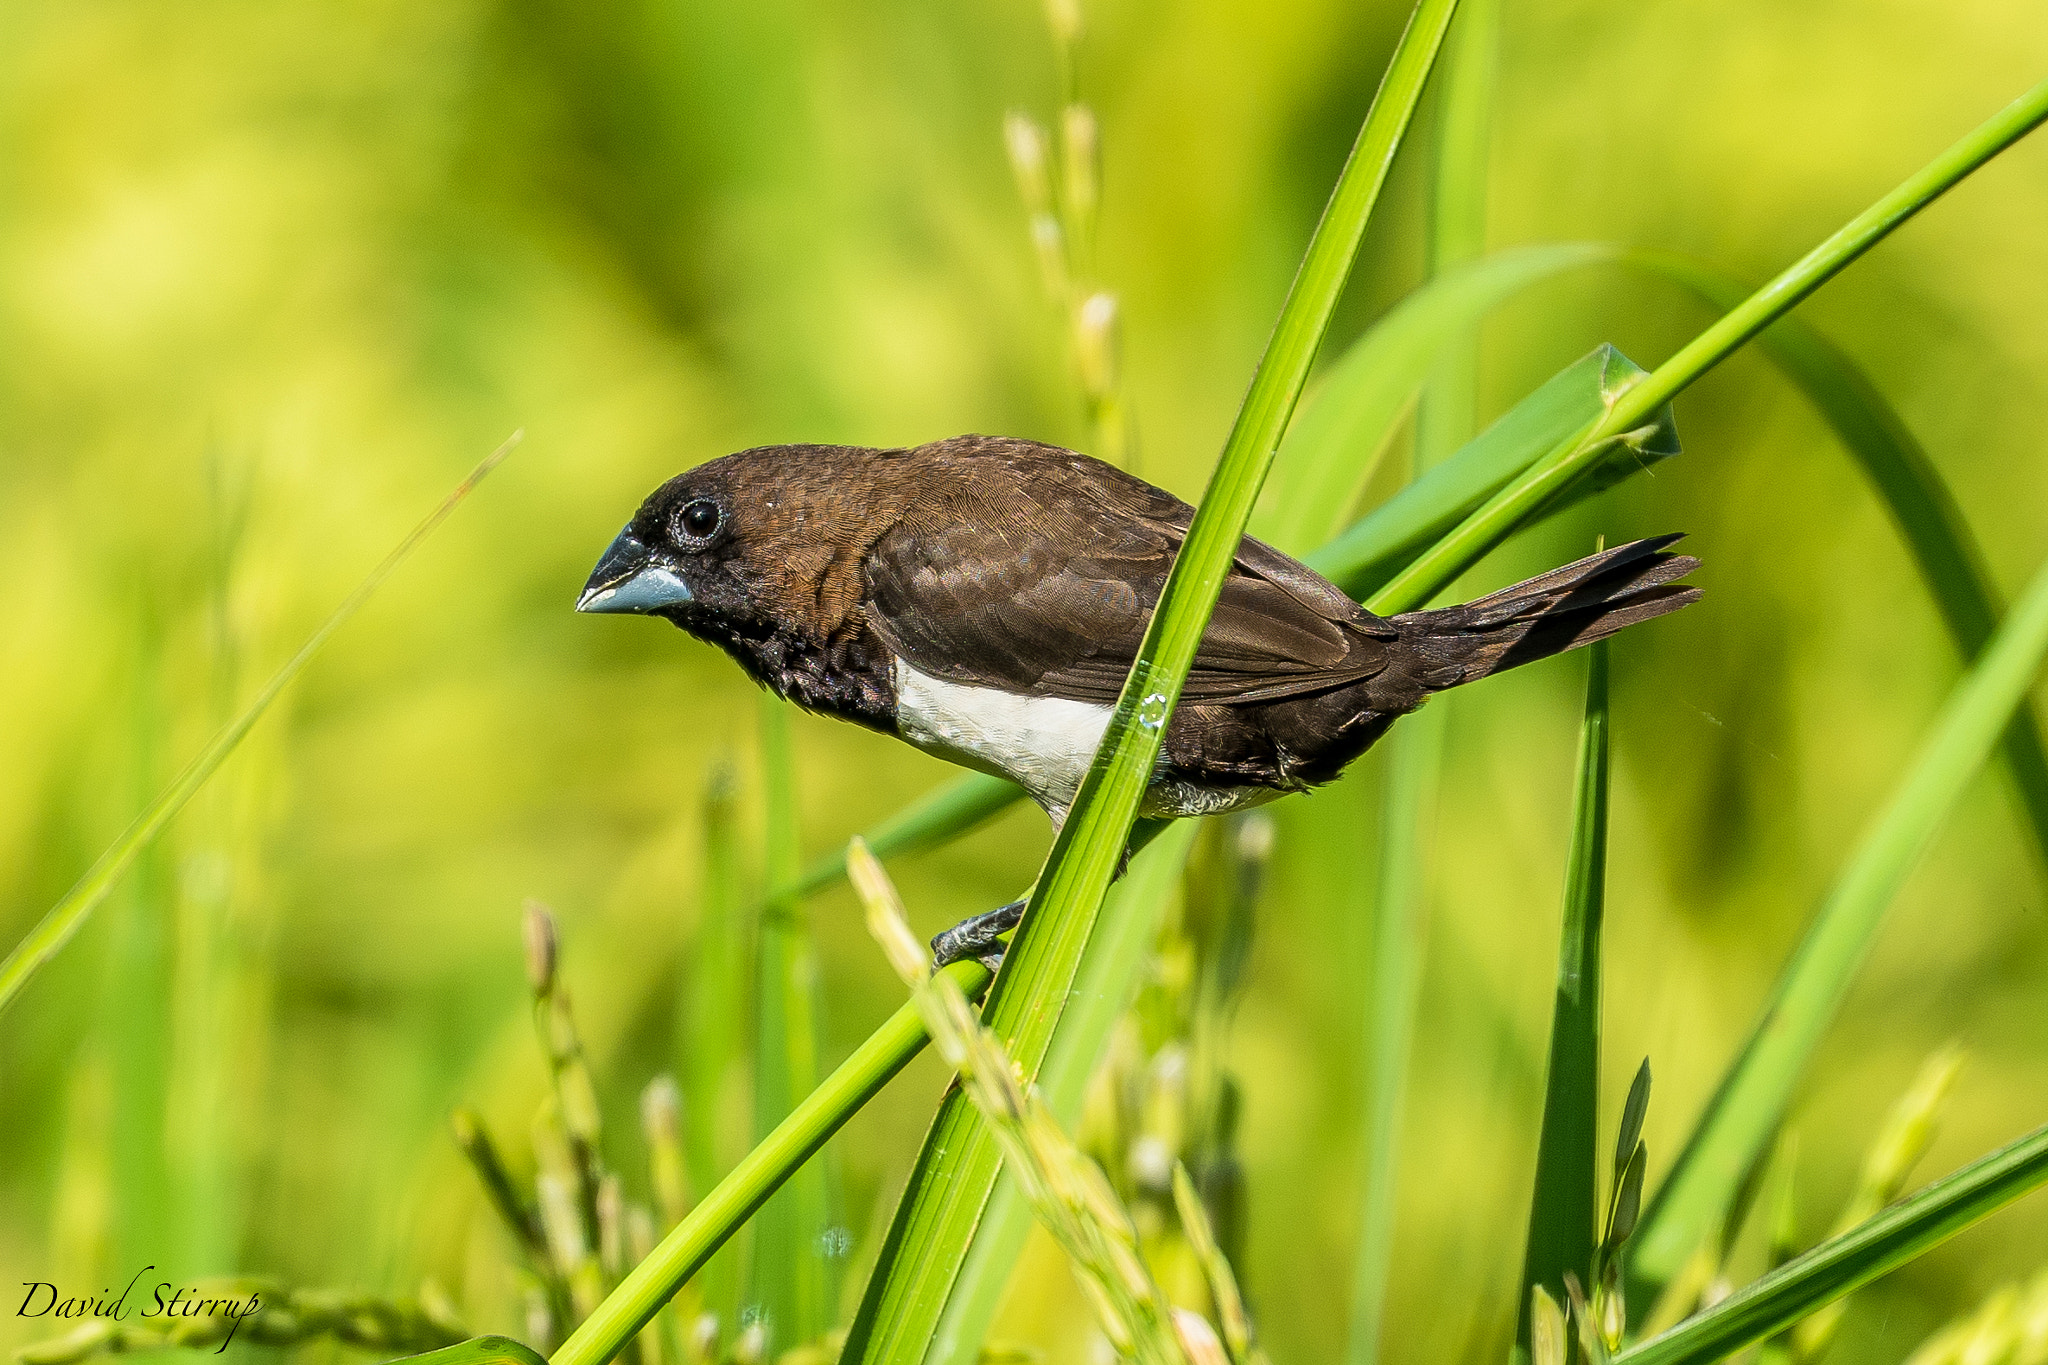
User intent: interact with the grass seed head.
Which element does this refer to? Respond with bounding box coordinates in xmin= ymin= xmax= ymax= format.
xmin=1074 ymin=292 xmax=1120 ymax=401
xmin=1043 ymin=0 xmax=1082 ymax=52
xmin=1171 ymin=1309 xmax=1227 ymax=1365
xmin=849 ymin=837 xmax=929 ymax=985
xmin=1060 ymin=105 xmax=1100 ymax=242
xmin=1529 ymin=1286 xmax=1568 ymax=1365
xmin=524 ymin=900 xmax=560 ymax=996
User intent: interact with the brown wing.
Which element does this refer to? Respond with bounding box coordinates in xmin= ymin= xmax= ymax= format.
xmin=862 ymin=440 xmax=1396 ymax=705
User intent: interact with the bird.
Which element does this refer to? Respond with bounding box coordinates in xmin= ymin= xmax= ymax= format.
xmin=579 ymin=433 xmax=1700 ymax=965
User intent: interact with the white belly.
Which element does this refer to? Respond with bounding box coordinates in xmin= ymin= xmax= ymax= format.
xmin=891 ymin=660 xmax=1273 ymax=823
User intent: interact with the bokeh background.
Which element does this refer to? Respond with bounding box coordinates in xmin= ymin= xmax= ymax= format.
xmin=3 ymin=1 xmax=2047 ymax=1362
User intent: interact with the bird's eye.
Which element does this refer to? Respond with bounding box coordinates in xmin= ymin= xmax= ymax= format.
xmin=676 ymin=499 xmax=722 ymax=541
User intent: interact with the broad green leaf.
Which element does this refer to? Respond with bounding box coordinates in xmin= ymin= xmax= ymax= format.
xmin=841 ymin=4 xmax=1466 ymax=1359
xmin=1254 ymin=241 xmax=1617 ymax=557
xmin=747 ymin=699 xmax=839 ymax=1353
xmin=0 ymin=433 xmax=520 ymax=1018
xmin=1630 ymin=549 xmax=2048 ymax=1286
xmin=1517 ymin=641 xmax=1612 ymax=1344
xmin=1310 ymin=344 xmax=1675 ymax=602
xmin=1618 ymin=1122 xmax=2048 ymax=1365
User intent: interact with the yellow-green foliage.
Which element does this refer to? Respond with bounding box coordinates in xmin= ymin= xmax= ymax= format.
xmin=1 ymin=3 xmax=2046 ymax=1364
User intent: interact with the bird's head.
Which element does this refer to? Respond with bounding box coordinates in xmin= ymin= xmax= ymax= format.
xmin=576 ymin=443 xmax=908 ymax=637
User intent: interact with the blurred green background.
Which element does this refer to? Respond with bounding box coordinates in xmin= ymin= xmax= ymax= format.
xmin=3 ymin=0 xmax=2047 ymax=1362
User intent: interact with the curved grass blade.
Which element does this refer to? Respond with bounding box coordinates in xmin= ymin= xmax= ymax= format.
xmin=681 ymin=762 xmax=746 ymax=1323
xmin=1348 ymin=11 xmax=1495 ymax=1354
xmin=1309 ymin=344 xmax=1673 ymax=602
xmin=1617 ymin=1122 xmax=2048 ymax=1365
xmin=1516 ymin=641 xmax=1612 ymax=1347
xmin=1630 ymin=549 xmax=2048 ymax=1287
xmin=0 ymin=431 xmax=522 ymax=1019
xmin=391 ymin=1336 xmax=550 ymax=1365
xmin=841 ymin=4 xmax=1466 ymax=1359
xmin=792 ymin=773 xmax=1021 ymax=901
xmin=1255 ymin=241 xmax=1616 ymax=556
xmin=853 ymin=844 xmax=1189 ymax=1365
xmin=1345 ymin=705 xmax=1447 ymax=1365
xmin=746 ymin=699 xmax=839 ymax=1352
xmin=1625 ymin=249 xmax=2048 ymax=880
xmin=549 ymin=961 xmax=994 ymax=1365
xmin=894 ymin=819 xmax=1198 ymax=1363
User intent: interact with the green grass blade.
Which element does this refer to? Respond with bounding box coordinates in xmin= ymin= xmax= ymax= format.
xmin=1255 ymin=241 xmax=1615 ymax=556
xmin=747 ymin=698 xmax=839 ymax=1353
xmin=899 ymin=820 xmax=1199 ymax=1363
xmin=682 ymin=761 xmax=747 ymax=1324
xmin=168 ymin=454 xmax=262 ymax=1276
xmin=549 ymin=961 xmax=992 ymax=1365
xmin=0 ymin=431 xmax=521 ymax=1020
xmin=1345 ymin=705 xmax=1447 ymax=1365
xmin=106 ymin=613 xmax=175 ymax=1274
xmin=1308 ymin=344 xmax=1672 ymax=601
xmin=1626 ymin=249 xmax=2048 ymax=880
xmin=792 ymin=773 xmax=1021 ymax=901
xmin=395 ymin=1336 xmax=551 ymax=1365
xmin=1617 ymin=1123 xmax=2048 ymax=1365
xmin=1370 ymin=76 xmax=2048 ymax=617
xmin=1516 ymin=642 xmax=1612 ymax=1345
xmin=1414 ymin=0 xmax=1497 ymax=459
xmin=1630 ymin=549 xmax=2048 ymax=1286
xmin=841 ymin=4 xmax=1464 ymax=1360
xmin=1039 ymin=820 xmax=1192 ymax=1127
xmin=854 ymin=848 xmax=1187 ymax=1365
xmin=1347 ymin=10 xmax=1492 ymax=1356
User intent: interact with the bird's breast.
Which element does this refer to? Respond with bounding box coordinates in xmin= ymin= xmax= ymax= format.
xmin=893 ymin=659 xmax=1111 ymax=819
xmin=890 ymin=659 xmax=1271 ymax=823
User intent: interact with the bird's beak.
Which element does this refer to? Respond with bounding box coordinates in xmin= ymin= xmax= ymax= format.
xmin=576 ymin=530 xmax=695 ymax=614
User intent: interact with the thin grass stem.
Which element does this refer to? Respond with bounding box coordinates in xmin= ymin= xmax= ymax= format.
xmin=0 ymin=431 xmax=522 ymax=1017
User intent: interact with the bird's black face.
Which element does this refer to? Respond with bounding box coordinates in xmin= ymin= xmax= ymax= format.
xmin=579 ymin=443 xmax=899 ymax=664
xmin=576 ymin=472 xmax=754 ymax=626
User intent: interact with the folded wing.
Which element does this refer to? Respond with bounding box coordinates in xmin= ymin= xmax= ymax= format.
xmin=861 ymin=449 xmax=1395 ymax=706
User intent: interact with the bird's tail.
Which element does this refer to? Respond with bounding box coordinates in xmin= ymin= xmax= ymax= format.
xmin=1396 ymin=533 xmax=1701 ymax=691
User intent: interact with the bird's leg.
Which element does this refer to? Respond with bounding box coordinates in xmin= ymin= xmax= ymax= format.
xmin=930 ymin=899 xmax=1026 ymax=972
xmin=929 ymin=808 xmax=1155 ymax=973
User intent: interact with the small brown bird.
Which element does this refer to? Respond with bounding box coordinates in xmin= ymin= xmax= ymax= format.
xmin=580 ymin=434 xmax=1700 ymax=962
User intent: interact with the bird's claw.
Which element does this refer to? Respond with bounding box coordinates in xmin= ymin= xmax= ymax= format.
xmin=931 ymin=898 xmax=1027 ymax=973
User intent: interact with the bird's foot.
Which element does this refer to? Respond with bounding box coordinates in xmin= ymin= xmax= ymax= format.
xmin=931 ymin=898 xmax=1027 ymax=973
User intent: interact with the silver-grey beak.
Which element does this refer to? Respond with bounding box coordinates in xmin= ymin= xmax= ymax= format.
xmin=577 ymin=530 xmax=695 ymax=614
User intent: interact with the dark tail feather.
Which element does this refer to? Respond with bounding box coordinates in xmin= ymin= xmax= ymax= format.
xmin=1399 ymin=534 xmax=1702 ymax=688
